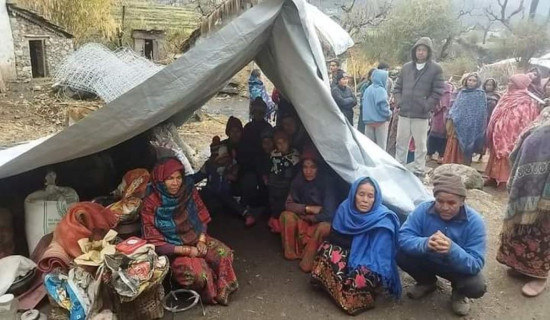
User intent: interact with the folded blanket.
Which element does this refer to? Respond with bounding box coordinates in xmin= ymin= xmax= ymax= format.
xmin=55 ymin=202 xmax=118 ymax=258
xmin=37 ymin=240 xmax=71 ymax=273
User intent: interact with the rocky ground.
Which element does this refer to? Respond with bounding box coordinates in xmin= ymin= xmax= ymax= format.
xmin=1 ymin=82 xmax=547 ymax=319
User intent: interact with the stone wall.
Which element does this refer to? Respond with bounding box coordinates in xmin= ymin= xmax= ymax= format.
xmin=9 ymin=15 xmax=73 ymax=80
xmin=0 ymin=0 xmax=17 ymax=80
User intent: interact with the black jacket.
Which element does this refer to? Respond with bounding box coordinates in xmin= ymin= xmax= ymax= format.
xmin=332 ymin=85 xmax=357 ymax=112
xmin=393 ymin=37 xmax=445 ymax=119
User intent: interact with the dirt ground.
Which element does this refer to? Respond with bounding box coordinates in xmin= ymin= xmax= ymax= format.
xmin=1 ymin=83 xmax=548 ymax=319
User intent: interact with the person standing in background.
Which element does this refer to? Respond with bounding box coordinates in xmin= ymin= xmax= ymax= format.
xmin=392 ymin=37 xmax=444 ymax=178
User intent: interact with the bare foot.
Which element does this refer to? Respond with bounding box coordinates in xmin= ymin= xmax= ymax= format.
xmin=484 ymin=177 xmax=496 ymax=187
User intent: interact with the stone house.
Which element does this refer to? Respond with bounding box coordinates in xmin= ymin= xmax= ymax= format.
xmin=112 ymin=0 xmax=199 ymax=62
xmin=132 ymin=29 xmax=166 ymax=61
xmin=1 ymin=1 xmax=74 ymax=80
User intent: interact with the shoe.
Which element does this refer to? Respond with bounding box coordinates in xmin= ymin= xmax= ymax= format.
xmin=268 ymin=217 xmax=282 ymax=233
xmin=407 ymin=282 xmax=437 ymax=300
xmin=244 ymin=214 xmax=256 ymax=227
xmin=522 ymin=279 xmax=547 ymax=297
xmin=451 ymin=291 xmax=470 ymax=316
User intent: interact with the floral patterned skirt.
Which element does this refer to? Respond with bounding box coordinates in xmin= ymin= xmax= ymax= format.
xmin=311 ymin=241 xmax=381 ymax=315
xmin=497 ymin=217 xmax=550 ymax=279
xmin=171 ymin=236 xmax=239 ymax=304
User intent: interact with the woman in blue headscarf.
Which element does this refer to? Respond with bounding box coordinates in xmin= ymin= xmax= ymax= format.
xmin=310 ymin=177 xmax=401 ymax=315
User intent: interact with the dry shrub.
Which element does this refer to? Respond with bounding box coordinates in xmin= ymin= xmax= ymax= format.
xmin=478 ymin=62 xmax=518 ymax=90
xmin=440 ymin=55 xmax=478 ymax=81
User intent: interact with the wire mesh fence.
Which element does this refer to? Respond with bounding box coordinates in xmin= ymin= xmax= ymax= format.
xmin=53 ymin=43 xmax=164 ymax=103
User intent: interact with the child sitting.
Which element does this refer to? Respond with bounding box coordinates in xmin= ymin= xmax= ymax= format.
xmin=267 ymin=130 xmax=300 ymax=233
xmin=196 ymin=136 xmax=249 ymax=222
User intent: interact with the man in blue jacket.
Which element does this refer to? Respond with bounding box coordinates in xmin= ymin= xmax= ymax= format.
xmin=397 ymin=173 xmax=486 ymax=316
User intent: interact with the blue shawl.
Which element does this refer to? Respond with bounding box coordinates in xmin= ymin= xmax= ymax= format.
xmin=449 ymin=79 xmax=487 ymax=159
xmin=248 ymin=74 xmax=275 ymax=118
xmin=248 ymin=75 xmax=266 ymax=101
xmin=332 ymin=177 xmax=402 ymax=299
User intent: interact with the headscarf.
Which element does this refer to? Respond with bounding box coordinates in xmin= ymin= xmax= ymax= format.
xmin=300 ymin=145 xmax=319 ymax=162
xmin=487 ymin=74 xmax=540 ymax=160
xmin=225 ymin=116 xmax=243 ymax=136
xmin=527 ymin=67 xmax=544 ymax=98
xmin=332 ymin=177 xmax=401 ymax=299
xmin=289 ymin=163 xmax=323 ymax=209
xmin=449 ymin=73 xmax=487 ymax=159
xmin=143 ymin=158 xmax=211 ymax=246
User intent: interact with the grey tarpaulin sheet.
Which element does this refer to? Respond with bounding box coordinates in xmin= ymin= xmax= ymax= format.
xmin=0 ymin=0 xmax=431 ymax=214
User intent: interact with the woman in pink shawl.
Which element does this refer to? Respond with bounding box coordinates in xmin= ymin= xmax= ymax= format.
xmin=485 ymin=74 xmax=540 ymax=189
xmin=427 ymin=81 xmax=453 ymax=162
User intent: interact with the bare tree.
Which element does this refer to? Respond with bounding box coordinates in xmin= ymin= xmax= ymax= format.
xmin=484 ymin=0 xmax=525 ymax=30
xmin=528 ymin=0 xmax=539 ymax=20
xmin=439 ymin=5 xmax=477 ymax=60
xmin=477 ymin=21 xmax=494 ymax=44
xmin=336 ymin=0 xmax=393 ymax=38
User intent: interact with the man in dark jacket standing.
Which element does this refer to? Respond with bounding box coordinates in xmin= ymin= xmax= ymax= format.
xmin=393 ymin=37 xmax=444 ymax=177
xmin=329 ymin=59 xmax=343 ymax=88
xmin=331 ymin=71 xmax=357 ymax=124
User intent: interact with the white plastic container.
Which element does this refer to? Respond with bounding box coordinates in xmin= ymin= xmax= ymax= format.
xmin=0 ymin=294 xmax=17 ymax=320
xmin=24 ymin=172 xmax=79 ymax=253
xmin=20 ymin=309 xmax=47 ymax=320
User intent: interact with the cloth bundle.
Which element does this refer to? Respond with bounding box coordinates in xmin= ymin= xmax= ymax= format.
xmin=103 ymin=244 xmax=168 ymax=302
xmin=107 ymin=169 xmax=150 ymax=223
xmin=0 ymin=255 xmax=37 ymax=295
xmin=55 ymin=202 xmax=118 ymax=258
xmin=74 ymin=230 xmax=118 ymax=267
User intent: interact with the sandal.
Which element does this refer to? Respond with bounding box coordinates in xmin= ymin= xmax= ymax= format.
xmin=522 ymin=279 xmax=547 ymax=297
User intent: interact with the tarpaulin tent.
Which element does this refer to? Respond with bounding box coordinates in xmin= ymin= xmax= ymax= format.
xmin=0 ymin=0 xmax=431 ymax=215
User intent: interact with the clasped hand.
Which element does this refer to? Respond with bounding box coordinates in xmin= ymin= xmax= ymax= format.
xmin=427 ymin=230 xmax=451 ymax=254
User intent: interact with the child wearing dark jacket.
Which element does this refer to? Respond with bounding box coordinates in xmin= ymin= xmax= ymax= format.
xmin=267 ymin=130 xmax=300 ymax=233
xmin=195 ymin=136 xmax=249 ymax=222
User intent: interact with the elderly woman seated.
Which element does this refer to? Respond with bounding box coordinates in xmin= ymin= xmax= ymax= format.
xmin=279 ymin=149 xmax=338 ymax=272
xmin=140 ymin=157 xmax=238 ymax=305
xmin=311 ymin=177 xmax=401 ymax=315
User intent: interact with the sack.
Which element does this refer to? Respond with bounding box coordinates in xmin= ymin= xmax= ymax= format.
xmin=24 ymin=172 xmax=79 ymax=253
